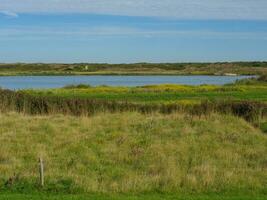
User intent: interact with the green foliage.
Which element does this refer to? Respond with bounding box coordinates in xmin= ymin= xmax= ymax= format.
xmin=63 ymin=84 xmax=92 ymax=89
xmin=260 ymin=122 xmax=267 ymax=133
xmin=234 ymin=75 xmax=267 ymax=85
xmin=258 ymin=75 xmax=267 ymax=82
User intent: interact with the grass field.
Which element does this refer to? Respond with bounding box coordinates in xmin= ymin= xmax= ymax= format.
xmin=0 ymin=112 xmax=266 ymax=195
xmin=0 ymin=62 xmax=267 ymax=76
xmin=22 ymin=82 xmax=267 ymax=103
xmin=1 ymin=193 xmax=267 ymax=200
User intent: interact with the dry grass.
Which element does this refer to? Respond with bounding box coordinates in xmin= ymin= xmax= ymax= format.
xmin=0 ymin=112 xmax=267 ymax=194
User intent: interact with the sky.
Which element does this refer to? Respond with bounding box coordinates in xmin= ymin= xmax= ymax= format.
xmin=0 ymin=0 xmax=267 ymax=63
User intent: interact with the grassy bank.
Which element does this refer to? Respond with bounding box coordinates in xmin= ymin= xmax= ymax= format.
xmin=1 ymin=88 xmax=267 ymax=125
xmin=0 ymin=62 xmax=267 ymax=76
xmin=22 ymin=82 xmax=267 ymax=103
xmin=0 ymin=112 xmax=267 ymax=195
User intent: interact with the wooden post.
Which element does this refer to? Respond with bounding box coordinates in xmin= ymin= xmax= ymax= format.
xmin=39 ymin=157 xmax=44 ymax=187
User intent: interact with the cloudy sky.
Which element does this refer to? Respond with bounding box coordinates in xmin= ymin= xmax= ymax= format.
xmin=1 ymin=0 xmax=267 ymax=63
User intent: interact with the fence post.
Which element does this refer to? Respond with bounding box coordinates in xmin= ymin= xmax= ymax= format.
xmin=39 ymin=157 xmax=44 ymax=187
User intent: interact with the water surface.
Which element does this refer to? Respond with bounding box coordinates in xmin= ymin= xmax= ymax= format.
xmin=0 ymin=75 xmax=253 ymax=90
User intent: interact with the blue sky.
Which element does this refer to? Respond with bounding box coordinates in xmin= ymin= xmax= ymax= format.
xmin=0 ymin=0 xmax=267 ymax=63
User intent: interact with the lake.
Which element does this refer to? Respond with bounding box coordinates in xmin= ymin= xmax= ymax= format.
xmin=0 ymin=75 xmax=253 ymax=90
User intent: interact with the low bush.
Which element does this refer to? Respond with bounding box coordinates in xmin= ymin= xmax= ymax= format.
xmin=63 ymin=84 xmax=92 ymax=89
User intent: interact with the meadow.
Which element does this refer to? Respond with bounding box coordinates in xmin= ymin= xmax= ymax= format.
xmin=0 ymin=75 xmax=267 ymax=199
xmin=0 ymin=112 xmax=267 ymax=199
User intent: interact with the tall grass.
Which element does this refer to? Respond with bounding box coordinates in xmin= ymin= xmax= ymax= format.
xmin=0 ymin=89 xmax=266 ymax=125
xmin=0 ymin=112 xmax=266 ymax=194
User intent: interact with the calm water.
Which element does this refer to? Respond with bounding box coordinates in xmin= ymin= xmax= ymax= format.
xmin=0 ymin=75 xmax=253 ymax=90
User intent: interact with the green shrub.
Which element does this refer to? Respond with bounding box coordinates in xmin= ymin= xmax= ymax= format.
xmin=63 ymin=84 xmax=92 ymax=89
xmin=258 ymin=75 xmax=267 ymax=82
xmin=260 ymin=122 xmax=267 ymax=133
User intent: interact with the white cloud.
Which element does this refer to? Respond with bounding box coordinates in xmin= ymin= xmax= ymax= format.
xmin=0 ymin=10 xmax=18 ymax=18
xmin=0 ymin=0 xmax=267 ymax=20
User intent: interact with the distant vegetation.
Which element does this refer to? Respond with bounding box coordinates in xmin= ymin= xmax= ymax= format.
xmin=63 ymin=84 xmax=92 ymax=89
xmin=0 ymin=62 xmax=267 ymax=75
xmin=234 ymin=74 xmax=267 ymax=85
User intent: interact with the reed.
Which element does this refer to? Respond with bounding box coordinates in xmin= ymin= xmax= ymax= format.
xmin=0 ymin=89 xmax=266 ymax=124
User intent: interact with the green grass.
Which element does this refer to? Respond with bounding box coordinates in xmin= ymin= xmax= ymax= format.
xmin=22 ymin=83 xmax=267 ymax=103
xmin=260 ymin=122 xmax=267 ymax=133
xmin=1 ymin=193 xmax=267 ymax=200
xmin=0 ymin=112 xmax=267 ymax=195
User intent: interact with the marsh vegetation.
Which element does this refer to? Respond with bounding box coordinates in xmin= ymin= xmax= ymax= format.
xmin=0 ymin=75 xmax=267 ymax=199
